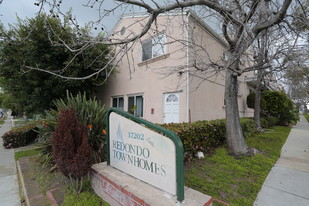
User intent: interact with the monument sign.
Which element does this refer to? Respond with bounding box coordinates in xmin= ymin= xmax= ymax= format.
xmin=106 ymin=108 xmax=184 ymax=202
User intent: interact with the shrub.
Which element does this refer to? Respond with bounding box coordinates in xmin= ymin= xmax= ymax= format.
xmin=260 ymin=116 xmax=279 ymax=128
xmin=247 ymin=91 xmax=299 ymax=125
xmin=240 ymin=118 xmax=256 ymax=138
xmin=246 ymin=92 xmax=267 ymax=110
xmin=2 ymin=122 xmax=38 ymax=148
xmin=263 ymin=90 xmax=299 ymax=125
xmin=52 ymin=108 xmax=93 ymax=193
xmin=161 ymin=118 xmax=264 ymax=161
xmin=37 ymin=92 xmax=106 ymax=168
xmin=161 ymin=119 xmax=226 ymax=161
xmin=52 ymin=92 xmax=106 ymax=163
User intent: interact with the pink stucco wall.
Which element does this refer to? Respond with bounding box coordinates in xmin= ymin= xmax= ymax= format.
xmin=97 ymin=12 xmax=254 ymax=124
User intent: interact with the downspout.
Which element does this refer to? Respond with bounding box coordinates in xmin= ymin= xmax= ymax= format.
xmin=186 ymin=11 xmax=191 ymax=123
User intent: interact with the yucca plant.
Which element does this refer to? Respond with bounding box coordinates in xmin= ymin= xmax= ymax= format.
xmin=53 ymin=91 xmax=106 ymax=163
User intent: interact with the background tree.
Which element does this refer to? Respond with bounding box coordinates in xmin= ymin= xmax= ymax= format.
xmin=284 ymin=0 xmax=309 ymax=113
xmin=284 ymin=50 xmax=309 ymax=113
xmin=250 ymin=20 xmax=301 ymax=131
xmin=0 ymin=14 xmax=113 ymax=115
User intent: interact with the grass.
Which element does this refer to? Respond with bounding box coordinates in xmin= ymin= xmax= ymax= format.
xmin=14 ymin=148 xmax=40 ymax=161
xmin=62 ymin=180 xmax=109 ymax=206
xmin=304 ymin=114 xmax=309 ymax=123
xmin=62 ymin=192 xmax=109 ymax=206
xmin=185 ymin=126 xmax=291 ymax=206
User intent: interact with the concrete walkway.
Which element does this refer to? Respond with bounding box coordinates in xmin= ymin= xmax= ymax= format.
xmin=0 ymin=118 xmax=21 ymax=206
xmin=254 ymin=115 xmax=309 ymax=206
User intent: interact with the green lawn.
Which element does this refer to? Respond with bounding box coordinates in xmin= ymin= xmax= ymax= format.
xmin=185 ymin=126 xmax=291 ymax=206
xmin=304 ymin=114 xmax=309 ymax=123
xmin=15 ymin=149 xmax=40 ymax=161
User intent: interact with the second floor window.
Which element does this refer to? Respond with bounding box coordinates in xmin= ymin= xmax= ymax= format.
xmin=142 ymin=34 xmax=166 ymax=61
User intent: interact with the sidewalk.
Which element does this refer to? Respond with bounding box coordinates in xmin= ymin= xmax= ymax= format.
xmin=254 ymin=115 xmax=309 ymax=206
xmin=0 ymin=117 xmax=21 ymax=206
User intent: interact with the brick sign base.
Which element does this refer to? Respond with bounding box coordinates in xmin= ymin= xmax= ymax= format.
xmin=91 ymin=162 xmax=213 ymax=206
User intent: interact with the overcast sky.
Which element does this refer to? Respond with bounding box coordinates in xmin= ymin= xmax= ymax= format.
xmin=0 ymin=0 xmax=123 ymax=33
xmin=0 ymin=0 xmax=38 ymax=26
xmin=0 ymin=0 xmax=219 ymax=36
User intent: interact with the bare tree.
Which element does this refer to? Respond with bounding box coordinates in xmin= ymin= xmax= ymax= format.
xmin=29 ymin=0 xmax=299 ymax=155
xmin=284 ymin=48 xmax=309 ymax=113
xmin=250 ymin=20 xmax=302 ymax=132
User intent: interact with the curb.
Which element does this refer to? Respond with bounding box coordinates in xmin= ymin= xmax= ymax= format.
xmin=17 ymin=160 xmax=30 ymax=206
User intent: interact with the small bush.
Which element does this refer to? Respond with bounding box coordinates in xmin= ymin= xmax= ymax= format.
xmin=52 ymin=108 xmax=93 ymax=193
xmin=2 ymin=122 xmax=38 ymax=148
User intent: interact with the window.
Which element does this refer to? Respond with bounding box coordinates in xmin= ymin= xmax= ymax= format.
xmin=166 ymin=94 xmax=179 ymax=102
xmin=128 ymin=95 xmax=144 ymax=117
xmin=112 ymin=96 xmax=124 ymax=110
xmin=142 ymin=34 xmax=166 ymax=61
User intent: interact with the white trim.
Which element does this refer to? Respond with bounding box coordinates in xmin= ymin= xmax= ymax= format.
xmin=186 ymin=12 xmax=190 ymax=123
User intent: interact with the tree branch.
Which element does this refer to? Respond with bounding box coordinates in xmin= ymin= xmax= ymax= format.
xmin=253 ymin=0 xmax=293 ymax=35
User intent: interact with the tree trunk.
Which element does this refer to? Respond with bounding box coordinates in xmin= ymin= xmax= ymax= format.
xmin=225 ymin=65 xmax=248 ymax=155
xmin=254 ymin=30 xmax=267 ymax=132
xmin=254 ymin=69 xmax=263 ymax=132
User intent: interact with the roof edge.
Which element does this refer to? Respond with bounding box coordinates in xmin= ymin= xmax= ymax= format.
xmin=110 ymin=9 xmax=228 ymax=48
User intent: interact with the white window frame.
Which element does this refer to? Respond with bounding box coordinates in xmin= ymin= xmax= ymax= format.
xmin=141 ymin=34 xmax=166 ymax=61
xmin=127 ymin=94 xmax=144 ymax=118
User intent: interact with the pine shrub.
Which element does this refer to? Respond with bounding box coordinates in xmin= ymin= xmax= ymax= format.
xmin=52 ymin=108 xmax=92 ymax=193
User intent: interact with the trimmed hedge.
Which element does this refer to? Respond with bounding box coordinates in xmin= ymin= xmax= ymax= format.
xmin=161 ymin=117 xmax=276 ymax=161
xmin=161 ymin=119 xmax=226 ymax=161
xmin=2 ymin=122 xmax=38 ymax=148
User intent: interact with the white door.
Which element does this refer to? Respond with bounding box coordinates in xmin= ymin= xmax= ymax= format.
xmin=164 ymin=93 xmax=180 ymax=123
